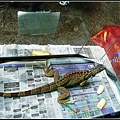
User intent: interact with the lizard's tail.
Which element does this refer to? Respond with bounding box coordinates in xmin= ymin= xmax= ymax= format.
xmin=0 ymin=82 xmax=57 ymax=97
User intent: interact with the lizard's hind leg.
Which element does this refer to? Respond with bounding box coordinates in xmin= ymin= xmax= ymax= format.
xmin=57 ymin=87 xmax=76 ymax=113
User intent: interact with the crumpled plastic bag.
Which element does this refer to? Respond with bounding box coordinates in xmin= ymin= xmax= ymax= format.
xmin=90 ymin=25 xmax=120 ymax=79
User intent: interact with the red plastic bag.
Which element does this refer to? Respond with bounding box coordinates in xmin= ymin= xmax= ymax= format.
xmin=90 ymin=25 xmax=120 ymax=79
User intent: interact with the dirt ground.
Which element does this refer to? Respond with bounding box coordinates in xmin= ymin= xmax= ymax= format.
xmin=0 ymin=2 xmax=120 ymax=46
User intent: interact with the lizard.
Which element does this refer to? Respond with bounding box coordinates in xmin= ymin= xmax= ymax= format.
xmin=0 ymin=63 xmax=105 ymax=113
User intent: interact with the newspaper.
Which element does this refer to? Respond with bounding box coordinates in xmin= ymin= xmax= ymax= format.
xmin=72 ymin=45 xmax=116 ymax=76
xmin=0 ymin=44 xmax=120 ymax=118
xmin=0 ymin=44 xmax=74 ymax=57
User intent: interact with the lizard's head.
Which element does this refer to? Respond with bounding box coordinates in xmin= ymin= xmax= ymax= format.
xmin=96 ymin=64 xmax=105 ymax=71
xmin=90 ymin=64 xmax=105 ymax=76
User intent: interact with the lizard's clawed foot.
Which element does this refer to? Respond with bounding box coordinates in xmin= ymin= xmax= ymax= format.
xmin=59 ymin=100 xmax=77 ymax=114
xmin=42 ymin=65 xmax=54 ymax=77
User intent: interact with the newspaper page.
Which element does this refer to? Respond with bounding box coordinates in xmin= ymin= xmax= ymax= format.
xmin=0 ymin=45 xmax=5 ymax=57
xmin=0 ymin=60 xmax=64 ymax=118
xmin=0 ymin=44 xmax=120 ymax=118
xmin=2 ymin=44 xmax=48 ymax=57
xmin=46 ymin=44 xmax=75 ymax=54
xmin=0 ymin=44 xmax=75 ymax=118
xmin=2 ymin=44 xmax=74 ymax=57
xmin=48 ymin=57 xmax=120 ymax=118
xmin=72 ymin=45 xmax=116 ymax=76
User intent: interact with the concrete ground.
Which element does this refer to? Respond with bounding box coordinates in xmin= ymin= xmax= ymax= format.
xmin=0 ymin=2 xmax=120 ymax=46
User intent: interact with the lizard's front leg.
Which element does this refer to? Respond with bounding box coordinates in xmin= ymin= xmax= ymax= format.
xmin=57 ymin=86 xmax=76 ymax=113
xmin=44 ymin=65 xmax=60 ymax=82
